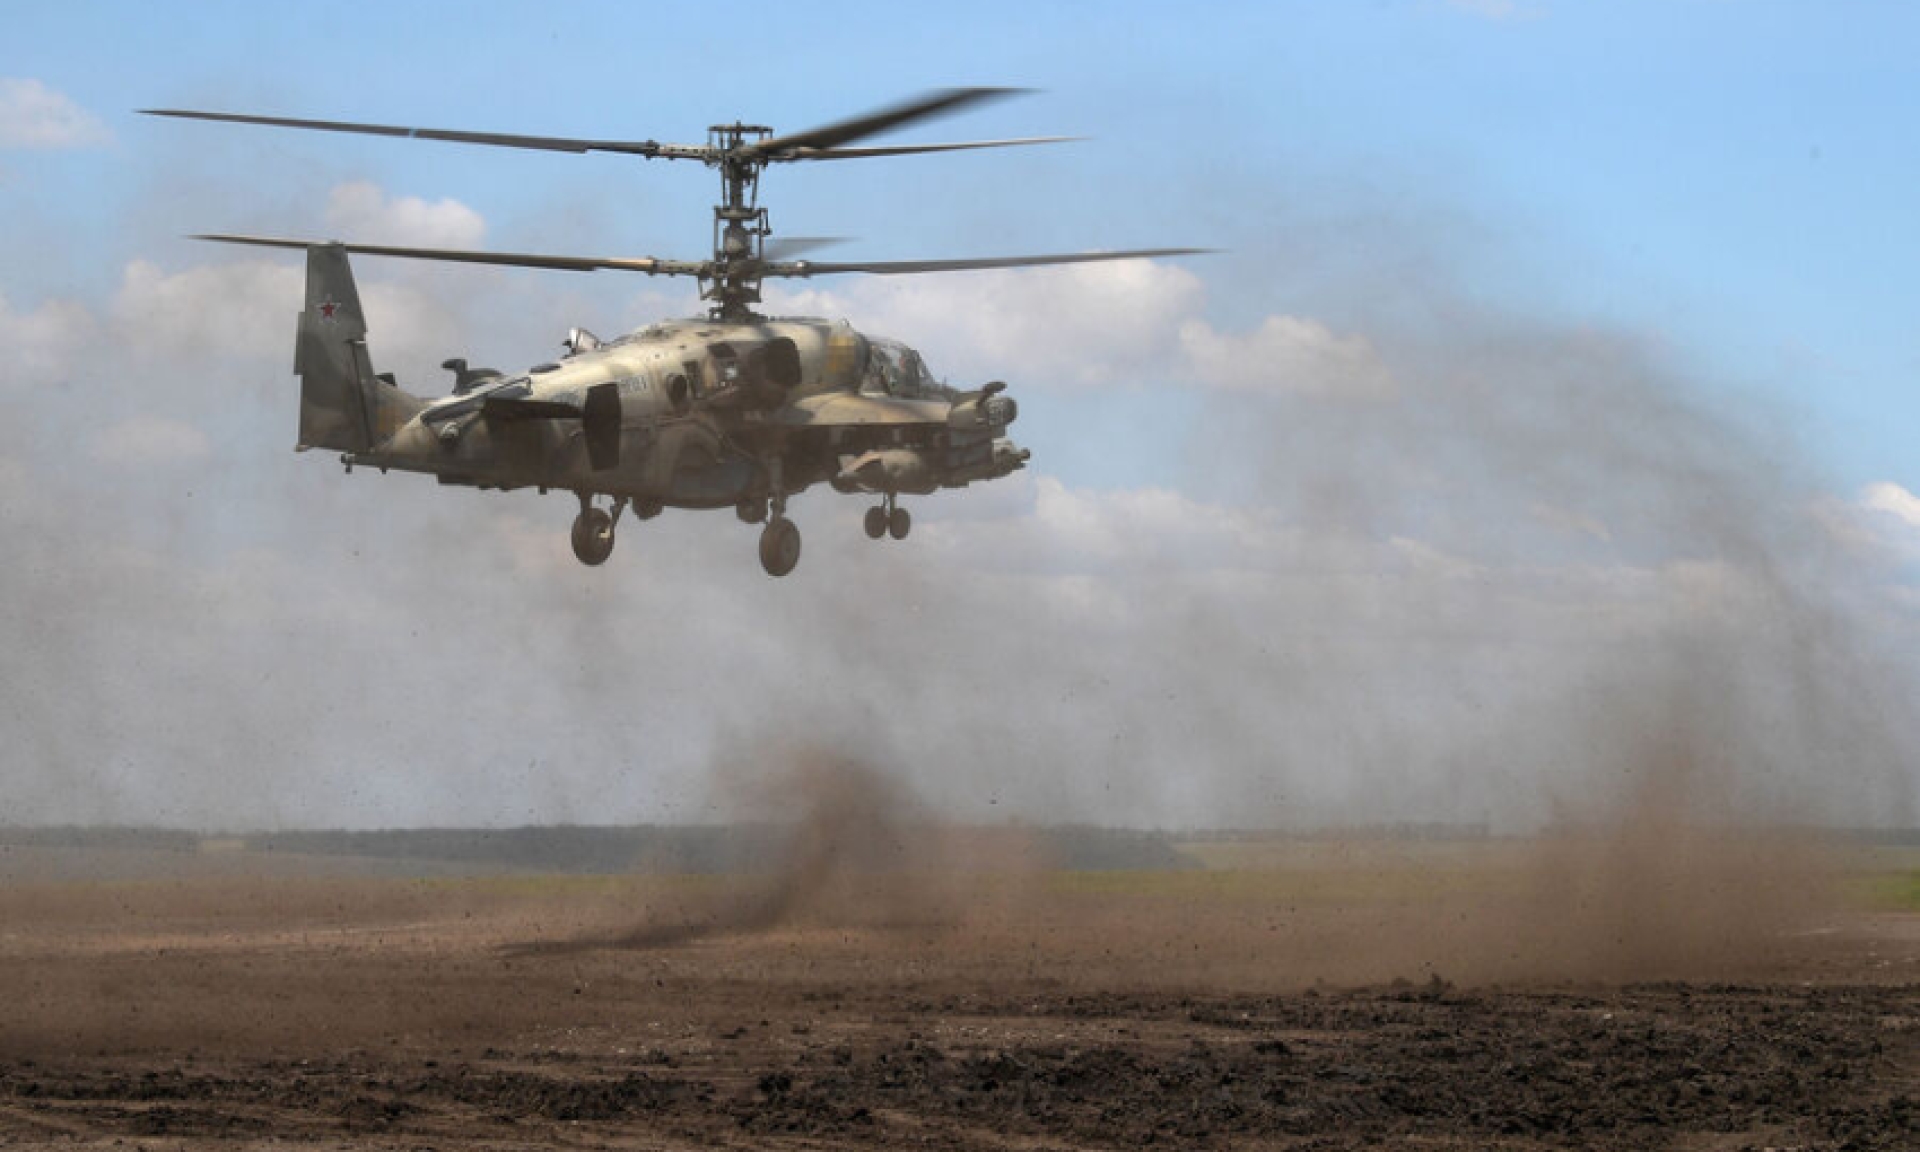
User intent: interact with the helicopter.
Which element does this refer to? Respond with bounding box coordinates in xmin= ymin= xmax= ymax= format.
xmin=144 ymin=89 xmax=1203 ymax=576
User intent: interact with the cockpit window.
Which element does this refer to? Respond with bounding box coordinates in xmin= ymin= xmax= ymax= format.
xmin=865 ymin=337 xmax=951 ymax=398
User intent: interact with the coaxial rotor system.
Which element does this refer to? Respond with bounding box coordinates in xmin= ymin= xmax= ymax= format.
xmin=145 ymin=88 xmax=1206 ymax=321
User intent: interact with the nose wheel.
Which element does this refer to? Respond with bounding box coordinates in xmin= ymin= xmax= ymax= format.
xmin=864 ymin=495 xmax=912 ymax=541
xmin=570 ymin=493 xmax=623 ymax=566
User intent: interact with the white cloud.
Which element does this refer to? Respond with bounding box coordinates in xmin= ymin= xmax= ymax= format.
xmin=111 ymin=258 xmax=301 ymax=361
xmin=324 ymin=181 xmax=486 ymax=249
xmin=1178 ymin=314 xmax=1396 ymax=398
xmin=770 ymin=262 xmax=1398 ymax=402
xmin=1862 ymin=481 xmax=1920 ymax=531
xmin=1850 ymin=481 xmax=1920 ymax=568
xmin=89 ymin=415 xmax=211 ymax=466
xmin=0 ymin=291 xmax=96 ymax=387
xmin=109 ymin=248 xmax=468 ymax=382
xmin=764 ymin=253 xmax=1413 ymax=408
xmin=0 ymin=79 xmax=109 ymax=149
xmin=1028 ymin=478 xmax=1284 ymax=568
xmin=766 ymin=259 xmax=1205 ymax=388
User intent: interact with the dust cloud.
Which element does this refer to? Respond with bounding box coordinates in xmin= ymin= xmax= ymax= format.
xmin=544 ymin=207 xmax=1920 ymax=981
xmin=1087 ymin=222 xmax=1915 ymax=979
xmin=509 ymin=741 xmax=1042 ymax=955
xmin=3 ymin=152 xmax=1915 ymax=987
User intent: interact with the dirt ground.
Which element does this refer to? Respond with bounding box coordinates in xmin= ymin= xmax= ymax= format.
xmin=0 ymin=841 xmax=1915 ymax=1150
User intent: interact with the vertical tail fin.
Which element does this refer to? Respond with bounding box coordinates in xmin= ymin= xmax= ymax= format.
xmin=293 ymin=244 xmax=423 ymax=452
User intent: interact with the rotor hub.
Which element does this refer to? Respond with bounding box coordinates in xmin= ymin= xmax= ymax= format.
xmin=700 ymin=125 xmax=779 ymax=321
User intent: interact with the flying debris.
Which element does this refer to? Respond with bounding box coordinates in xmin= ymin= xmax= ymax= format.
xmin=146 ymin=90 xmax=1206 ymax=576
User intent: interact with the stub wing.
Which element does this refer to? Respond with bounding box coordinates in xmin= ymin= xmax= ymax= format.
xmin=776 ymin=393 xmax=1028 ymax=496
xmin=778 ymin=392 xmax=954 ymax=428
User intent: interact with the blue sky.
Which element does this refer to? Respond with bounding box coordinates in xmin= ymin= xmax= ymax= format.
xmin=6 ymin=1 xmax=1917 ymax=492
xmin=2 ymin=2 xmax=1916 ymax=831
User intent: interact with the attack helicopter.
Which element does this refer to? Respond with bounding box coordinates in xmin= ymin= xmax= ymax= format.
xmin=145 ymin=89 xmax=1201 ymax=576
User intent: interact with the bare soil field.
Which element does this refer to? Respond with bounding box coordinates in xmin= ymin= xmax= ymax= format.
xmin=0 ymin=838 xmax=1915 ymax=1150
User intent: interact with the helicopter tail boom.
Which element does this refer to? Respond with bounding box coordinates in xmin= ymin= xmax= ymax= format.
xmin=293 ymin=243 xmax=423 ymax=453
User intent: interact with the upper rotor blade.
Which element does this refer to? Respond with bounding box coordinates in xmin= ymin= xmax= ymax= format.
xmin=762 ymin=235 xmax=850 ymax=261
xmin=768 ymin=248 xmax=1213 ymax=277
xmin=194 ymin=234 xmax=707 ymax=276
xmin=749 ymin=88 xmax=1028 ymax=158
xmin=782 ymin=136 xmax=1076 ymax=161
xmin=142 ymin=109 xmax=696 ymax=159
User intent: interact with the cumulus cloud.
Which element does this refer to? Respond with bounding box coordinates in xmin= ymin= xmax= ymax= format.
xmin=1848 ymin=481 xmax=1920 ymax=569
xmin=970 ymin=477 xmax=1288 ymax=575
xmin=111 ymin=258 xmax=302 ymax=360
xmin=0 ymin=79 xmax=109 ymax=149
xmin=0 ymin=292 xmax=96 ymax=387
xmin=324 ymin=181 xmax=486 ymax=249
xmin=109 ymin=247 xmax=471 ymax=386
xmin=1179 ymin=314 xmax=1396 ymax=398
xmin=1861 ymin=481 xmax=1920 ymax=531
xmin=768 ymin=259 xmax=1205 ymax=388
xmin=771 ymin=261 xmax=1395 ymax=403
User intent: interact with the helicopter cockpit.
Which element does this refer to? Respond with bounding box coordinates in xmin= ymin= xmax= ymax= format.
xmin=862 ymin=337 xmax=956 ymax=401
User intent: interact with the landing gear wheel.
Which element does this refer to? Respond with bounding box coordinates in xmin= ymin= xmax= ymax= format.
xmin=887 ymin=506 xmax=912 ymax=540
xmin=864 ymin=505 xmax=888 ymax=539
xmin=737 ymin=497 xmax=768 ymax=525
xmin=759 ymin=517 xmax=802 ymax=577
xmin=571 ymin=508 xmax=614 ymax=566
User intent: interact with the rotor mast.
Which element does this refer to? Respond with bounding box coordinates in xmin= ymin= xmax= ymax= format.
xmin=707 ymin=123 xmax=774 ymax=322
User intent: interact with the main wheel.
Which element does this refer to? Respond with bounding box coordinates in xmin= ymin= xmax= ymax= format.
xmin=863 ymin=505 xmax=888 ymax=539
xmin=887 ymin=506 xmax=912 ymax=540
xmin=736 ymin=497 xmax=768 ymax=524
xmin=570 ymin=507 xmax=615 ymax=566
xmin=758 ymin=516 xmax=802 ymax=577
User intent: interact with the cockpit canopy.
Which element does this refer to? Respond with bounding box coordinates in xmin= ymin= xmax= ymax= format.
xmin=863 ymin=337 xmax=955 ymax=400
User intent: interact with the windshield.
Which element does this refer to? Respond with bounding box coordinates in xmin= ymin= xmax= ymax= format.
xmin=865 ymin=337 xmax=954 ymax=399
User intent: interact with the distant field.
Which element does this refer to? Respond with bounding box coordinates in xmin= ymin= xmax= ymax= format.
xmin=1842 ymin=857 xmax=1920 ymax=912
xmin=3 ymin=825 xmax=1917 ymax=913
xmin=1177 ymin=836 xmax=1920 ymax=913
xmin=0 ymin=823 xmax=1190 ymax=882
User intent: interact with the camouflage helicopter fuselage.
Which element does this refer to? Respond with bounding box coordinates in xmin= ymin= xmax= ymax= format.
xmin=298 ymin=245 xmax=1026 ymax=574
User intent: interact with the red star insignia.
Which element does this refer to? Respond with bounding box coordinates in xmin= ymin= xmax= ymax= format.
xmin=317 ymin=298 xmax=339 ymax=321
